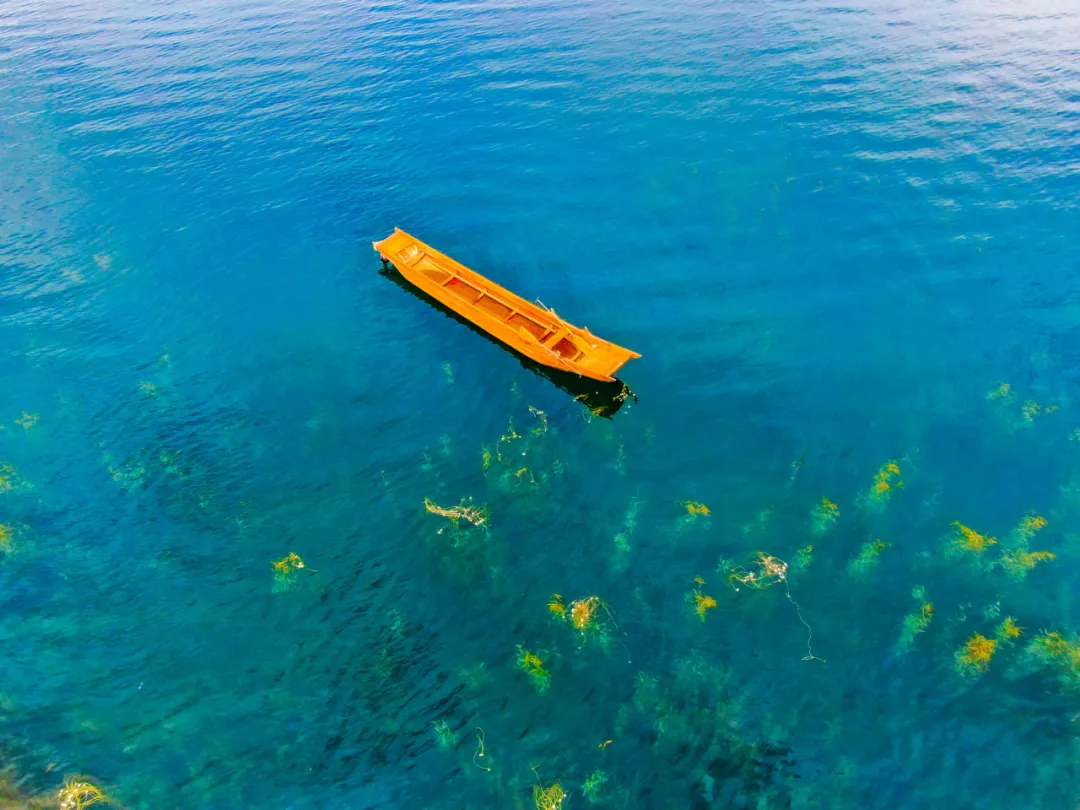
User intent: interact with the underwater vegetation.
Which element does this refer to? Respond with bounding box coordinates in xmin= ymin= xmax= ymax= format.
xmin=995 ymin=617 xmax=1022 ymax=643
xmin=791 ymin=544 xmax=813 ymax=573
xmin=724 ymin=552 xmax=789 ymax=591
xmin=57 ymin=778 xmax=112 ymax=810
xmin=547 ymin=594 xmax=622 ymax=651
xmin=423 ymin=497 xmax=490 ymax=528
xmin=516 ymin=645 xmax=552 ymax=692
xmin=532 ymin=773 xmax=566 ymax=810
xmin=998 ymin=513 xmax=1054 ymax=579
xmin=847 ymin=539 xmax=890 ymax=579
xmin=0 ymin=523 xmax=13 ymax=554
xmin=610 ymin=496 xmax=640 ymax=573
xmin=955 ymin=632 xmax=997 ymax=676
xmin=14 ymin=412 xmax=39 ymax=430
xmin=614 ymin=654 xmax=795 ymax=807
xmin=896 ymin=586 xmax=934 ymax=652
xmin=950 ymin=522 xmax=996 ymax=554
xmin=865 ymin=460 xmax=902 ymax=510
xmin=810 ymin=497 xmax=839 ymax=535
xmin=581 ymin=769 xmax=608 ymax=804
xmin=1024 ymin=631 xmax=1080 ymax=689
xmin=681 ymin=500 xmax=710 ymax=517
xmin=270 ymin=552 xmax=306 ymax=592
xmin=690 ymin=578 xmax=718 ymax=622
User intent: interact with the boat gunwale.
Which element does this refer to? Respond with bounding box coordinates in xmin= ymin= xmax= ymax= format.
xmin=374 ymin=229 xmax=638 ymax=381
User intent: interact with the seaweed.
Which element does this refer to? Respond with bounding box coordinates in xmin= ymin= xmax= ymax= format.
xmin=955 ymin=632 xmax=997 ymax=676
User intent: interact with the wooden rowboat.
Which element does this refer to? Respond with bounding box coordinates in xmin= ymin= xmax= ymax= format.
xmin=373 ymin=228 xmax=640 ymax=382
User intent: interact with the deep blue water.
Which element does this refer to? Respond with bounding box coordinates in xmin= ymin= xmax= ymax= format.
xmin=2 ymin=0 xmax=1080 ymax=807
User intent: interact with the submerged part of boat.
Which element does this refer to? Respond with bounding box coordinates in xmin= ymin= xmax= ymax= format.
xmin=373 ymin=228 xmax=640 ymax=383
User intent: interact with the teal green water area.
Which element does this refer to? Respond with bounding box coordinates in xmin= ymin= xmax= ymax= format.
xmin=2 ymin=0 xmax=1080 ymax=807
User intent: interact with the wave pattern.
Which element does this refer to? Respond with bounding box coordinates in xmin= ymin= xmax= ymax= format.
xmin=2 ymin=0 xmax=1079 ymax=808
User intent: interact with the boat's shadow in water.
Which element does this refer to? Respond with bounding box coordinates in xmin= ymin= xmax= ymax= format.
xmin=378 ymin=266 xmax=636 ymax=417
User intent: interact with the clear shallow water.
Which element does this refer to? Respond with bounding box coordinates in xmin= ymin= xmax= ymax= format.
xmin=2 ymin=0 xmax=1079 ymax=807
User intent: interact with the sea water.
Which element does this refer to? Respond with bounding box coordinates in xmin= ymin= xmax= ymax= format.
xmin=1 ymin=0 xmax=1079 ymax=807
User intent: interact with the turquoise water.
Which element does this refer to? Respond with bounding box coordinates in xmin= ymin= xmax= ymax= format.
xmin=2 ymin=0 xmax=1080 ymax=806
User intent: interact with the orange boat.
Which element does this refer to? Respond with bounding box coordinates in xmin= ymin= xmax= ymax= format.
xmin=373 ymin=228 xmax=640 ymax=382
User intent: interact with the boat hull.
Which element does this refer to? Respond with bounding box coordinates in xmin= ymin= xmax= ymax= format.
xmin=373 ymin=229 xmax=639 ymax=382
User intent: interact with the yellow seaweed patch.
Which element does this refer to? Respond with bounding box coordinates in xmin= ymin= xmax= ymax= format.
xmin=1014 ymin=513 xmax=1047 ymax=541
xmin=689 ymin=577 xmax=718 ymax=621
xmin=570 ymin=596 xmax=601 ymax=632
xmin=951 ymin=522 xmax=996 ymax=553
xmin=271 ymin=552 xmax=306 ymax=592
xmin=516 ymin=645 xmax=551 ymax=692
xmin=1021 ymin=400 xmax=1040 ymax=423
xmin=58 ymin=777 xmax=111 ymax=810
xmin=547 ymin=593 xmax=565 ymax=617
xmin=867 ymin=461 xmax=903 ymax=508
xmin=681 ymin=500 xmax=711 ymax=517
xmin=0 ymin=524 xmax=12 ymax=552
xmin=986 ymin=382 xmax=1012 ymax=401
xmin=956 ymin=632 xmax=997 ymax=676
xmin=999 ymin=548 xmax=1055 ymax=578
xmin=695 ymin=593 xmax=717 ymax=621
xmin=534 ymin=779 xmax=566 ymax=810
xmin=811 ymin=498 xmax=839 ymax=535
xmin=995 ymin=617 xmax=1022 ymax=642
xmin=728 ymin=552 xmax=788 ymax=590
xmin=423 ymin=497 xmax=489 ymax=527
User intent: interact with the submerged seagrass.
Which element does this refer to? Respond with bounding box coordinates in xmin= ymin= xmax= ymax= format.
xmin=373 ymin=228 xmax=640 ymax=382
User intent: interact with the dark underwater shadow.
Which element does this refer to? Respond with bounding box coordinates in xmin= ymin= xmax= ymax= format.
xmin=376 ymin=264 xmax=637 ymax=417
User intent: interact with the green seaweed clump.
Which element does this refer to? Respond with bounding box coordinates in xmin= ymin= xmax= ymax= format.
xmin=516 ymin=645 xmax=552 ymax=692
xmin=847 ymin=539 xmax=890 ymax=579
xmin=896 ymin=587 xmax=934 ymax=653
xmin=582 ymin=769 xmax=609 ymax=804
